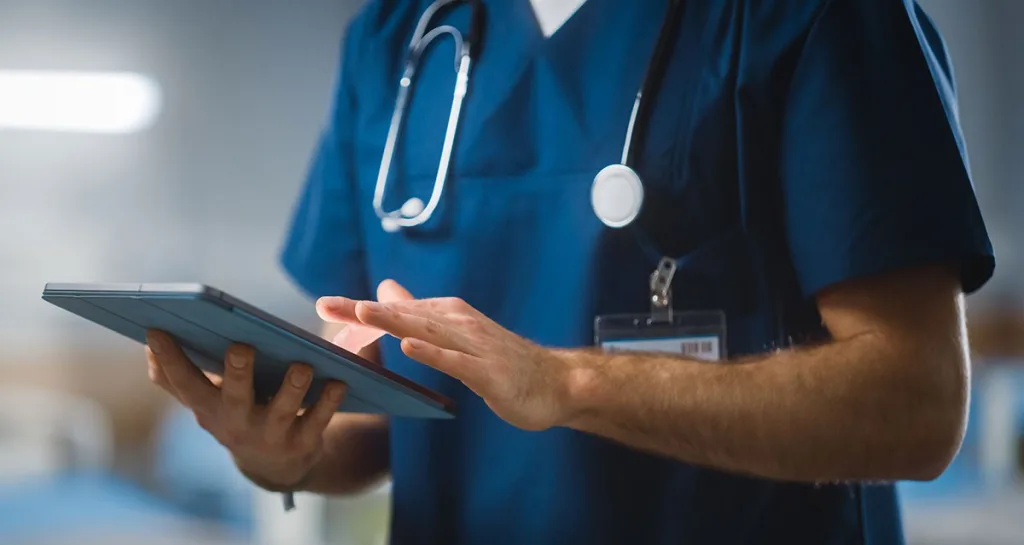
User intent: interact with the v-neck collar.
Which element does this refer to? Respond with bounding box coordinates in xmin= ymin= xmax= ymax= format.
xmin=527 ymin=0 xmax=590 ymax=39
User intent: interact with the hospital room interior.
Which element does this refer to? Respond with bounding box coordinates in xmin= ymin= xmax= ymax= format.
xmin=1 ymin=0 xmax=1023 ymax=544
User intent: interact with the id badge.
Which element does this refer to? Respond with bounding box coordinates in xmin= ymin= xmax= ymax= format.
xmin=594 ymin=258 xmax=727 ymax=362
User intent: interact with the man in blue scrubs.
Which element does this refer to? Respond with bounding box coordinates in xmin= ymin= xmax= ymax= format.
xmin=146 ymin=0 xmax=995 ymax=543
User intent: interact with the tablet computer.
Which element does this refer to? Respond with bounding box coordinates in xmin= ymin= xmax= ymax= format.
xmin=42 ymin=282 xmax=454 ymax=419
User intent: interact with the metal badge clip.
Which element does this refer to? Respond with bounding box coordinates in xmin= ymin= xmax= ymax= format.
xmin=649 ymin=257 xmax=677 ymax=322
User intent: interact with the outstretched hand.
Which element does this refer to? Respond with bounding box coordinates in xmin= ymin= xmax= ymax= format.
xmin=317 ymin=282 xmax=581 ymax=431
xmin=318 ymin=279 xmax=415 ymax=354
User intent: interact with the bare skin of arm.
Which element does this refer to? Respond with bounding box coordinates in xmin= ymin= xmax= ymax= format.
xmin=326 ymin=265 xmax=971 ymax=483
xmin=298 ymin=322 xmax=390 ymax=495
xmin=560 ymin=266 xmax=969 ymax=482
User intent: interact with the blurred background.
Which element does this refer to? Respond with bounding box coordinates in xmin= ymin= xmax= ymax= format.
xmin=0 ymin=1 xmax=1021 ymax=544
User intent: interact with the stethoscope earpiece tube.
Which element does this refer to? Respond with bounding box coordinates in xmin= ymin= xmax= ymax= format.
xmin=466 ymin=0 xmax=486 ymax=57
xmin=381 ymin=0 xmax=687 ymax=234
xmin=623 ymin=0 xmax=685 ymax=168
xmin=374 ymin=0 xmax=481 ymax=233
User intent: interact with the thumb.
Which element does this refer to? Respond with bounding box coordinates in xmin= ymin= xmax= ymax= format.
xmin=377 ymin=279 xmax=414 ymax=302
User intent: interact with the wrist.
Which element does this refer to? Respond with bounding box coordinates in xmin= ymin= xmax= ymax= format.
xmin=554 ymin=349 xmax=605 ymax=429
xmin=236 ymin=459 xmax=318 ymax=494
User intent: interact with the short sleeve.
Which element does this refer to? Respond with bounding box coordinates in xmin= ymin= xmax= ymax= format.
xmin=779 ymin=0 xmax=995 ymax=297
xmin=279 ymin=21 xmax=372 ymax=300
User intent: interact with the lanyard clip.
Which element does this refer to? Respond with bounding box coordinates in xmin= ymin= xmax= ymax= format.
xmin=649 ymin=257 xmax=676 ymax=322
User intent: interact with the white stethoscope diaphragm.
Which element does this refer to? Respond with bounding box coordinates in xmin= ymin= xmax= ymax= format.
xmin=591 ymin=164 xmax=644 ymax=228
xmin=588 ymin=0 xmax=683 ymax=229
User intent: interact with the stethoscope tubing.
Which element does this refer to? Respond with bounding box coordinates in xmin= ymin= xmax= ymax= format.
xmin=374 ymin=0 xmax=683 ymax=232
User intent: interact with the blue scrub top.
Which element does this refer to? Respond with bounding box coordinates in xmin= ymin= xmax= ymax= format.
xmin=281 ymin=0 xmax=995 ymax=543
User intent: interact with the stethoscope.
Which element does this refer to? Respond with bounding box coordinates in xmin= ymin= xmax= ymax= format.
xmin=374 ymin=0 xmax=683 ymax=232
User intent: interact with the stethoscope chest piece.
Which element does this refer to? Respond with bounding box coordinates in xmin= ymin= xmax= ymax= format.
xmin=591 ymin=164 xmax=644 ymax=228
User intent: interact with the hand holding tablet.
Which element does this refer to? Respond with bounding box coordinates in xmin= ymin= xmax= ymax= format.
xmin=42 ymin=282 xmax=455 ymax=419
xmin=145 ymin=329 xmax=348 ymax=491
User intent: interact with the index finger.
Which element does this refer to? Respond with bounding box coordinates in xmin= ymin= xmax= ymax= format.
xmin=354 ymin=302 xmax=470 ymax=353
xmin=317 ymin=281 xmax=417 ymax=323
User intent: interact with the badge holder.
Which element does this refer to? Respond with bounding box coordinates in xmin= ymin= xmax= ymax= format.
xmin=594 ymin=258 xmax=727 ymax=361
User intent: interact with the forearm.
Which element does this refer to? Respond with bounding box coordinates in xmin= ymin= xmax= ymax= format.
xmin=561 ymin=331 xmax=966 ymax=482
xmin=299 ymin=322 xmax=390 ymax=495
xmin=300 ymin=413 xmax=390 ymax=495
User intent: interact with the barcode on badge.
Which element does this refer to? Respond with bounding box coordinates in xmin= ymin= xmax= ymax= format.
xmin=680 ymin=340 xmax=716 ymax=356
xmin=600 ymin=335 xmax=721 ymax=361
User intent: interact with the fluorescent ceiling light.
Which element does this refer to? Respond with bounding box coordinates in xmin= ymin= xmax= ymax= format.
xmin=0 ymin=70 xmax=161 ymax=134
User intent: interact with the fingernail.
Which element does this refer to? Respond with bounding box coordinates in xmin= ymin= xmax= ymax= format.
xmin=290 ymin=368 xmax=310 ymax=387
xmin=147 ymin=332 xmax=163 ymax=354
xmin=329 ymin=384 xmax=345 ymax=402
xmin=228 ymin=351 xmax=247 ymax=369
xmin=405 ymin=338 xmax=424 ymax=349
